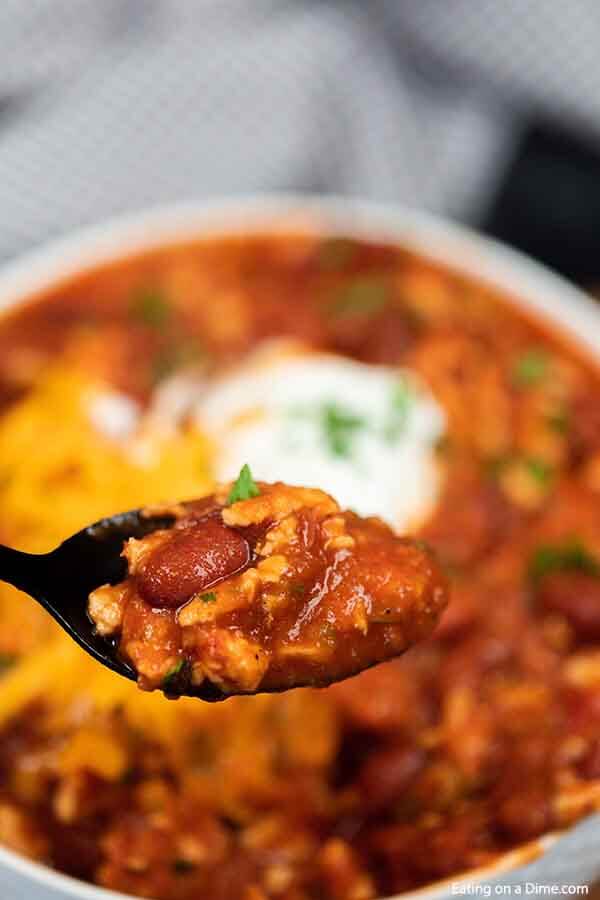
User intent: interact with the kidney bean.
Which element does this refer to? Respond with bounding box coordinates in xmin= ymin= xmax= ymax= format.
xmin=538 ymin=571 xmax=600 ymax=640
xmin=567 ymin=686 xmax=600 ymax=735
xmin=136 ymin=517 xmax=250 ymax=609
xmin=422 ymin=472 xmax=518 ymax=568
xmin=496 ymin=785 xmax=553 ymax=840
xmin=360 ymin=308 xmax=418 ymax=364
xmin=359 ymin=744 xmax=424 ymax=813
xmin=568 ymin=391 xmax=600 ymax=461
xmin=328 ymin=306 xmax=416 ymax=365
xmin=580 ymin=739 xmax=600 ymax=779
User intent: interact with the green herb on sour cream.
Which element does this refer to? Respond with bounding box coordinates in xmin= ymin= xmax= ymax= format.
xmin=384 ymin=377 xmax=414 ymax=443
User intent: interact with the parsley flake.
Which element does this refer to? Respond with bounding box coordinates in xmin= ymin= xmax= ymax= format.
xmin=328 ymin=277 xmax=389 ymax=318
xmin=152 ymin=339 xmax=205 ymax=384
xmin=486 ymin=454 xmax=554 ymax=488
xmin=317 ymin=238 xmax=356 ymax=271
xmin=512 ymin=349 xmax=549 ymax=387
xmin=130 ymin=289 xmax=171 ymax=327
xmin=0 ymin=653 xmax=15 ymax=673
xmin=226 ymin=464 xmax=260 ymax=505
xmin=384 ymin=377 xmax=414 ymax=442
xmin=320 ymin=402 xmax=365 ymax=458
xmin=525 ymin=456 xmax=554 ymax=485
xmin=484 ymin=454 xmax=510 ymax=480
xmin=162 ymin=658 xmax=191 ymax=693
xmin=529 ymin=538 xmax=600 ymax=584
xmin=200 ymin=592 xmax=217 ymax=604
xmin=546 ymin=409 xmax=569 ymax=434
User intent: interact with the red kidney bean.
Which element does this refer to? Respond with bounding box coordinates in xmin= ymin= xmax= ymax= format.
xmin=538 ymin=571 xmax=600 ymax=640
xmin=328 ymin=306 xmax=416 ymax=365
xmin=358 ymin=744 xmax=424 ymax=813
xmin=580 ymin=739 xmax=600 ymax=779
xmin=496 ymin=784 xmax=553 ymax=840
xmin=137 ymin=517 xmax=250 ymax=609
xmin=568 ymin=391 xmax=600 ymax=461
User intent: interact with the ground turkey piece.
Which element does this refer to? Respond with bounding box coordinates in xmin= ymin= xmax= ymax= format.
xmin=88 ymin=479 xmax=448 ymax=698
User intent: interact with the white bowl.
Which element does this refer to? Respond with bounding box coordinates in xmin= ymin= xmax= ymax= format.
xmin=0 ymin=195 xmax=599 ymax=899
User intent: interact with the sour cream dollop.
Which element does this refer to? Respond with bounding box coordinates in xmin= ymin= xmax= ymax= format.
xmin=195 ymin=342 xmax=445 ymax=533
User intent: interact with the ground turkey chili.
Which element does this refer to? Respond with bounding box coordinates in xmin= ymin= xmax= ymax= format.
xmin=89 ymin=470 xmax=447 ymax=697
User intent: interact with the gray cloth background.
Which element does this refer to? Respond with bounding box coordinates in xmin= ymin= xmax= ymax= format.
xmin=0 ymin=1 xmax=600 ymax=894
xmin=2 ymin=1 xmax=600 ymax=261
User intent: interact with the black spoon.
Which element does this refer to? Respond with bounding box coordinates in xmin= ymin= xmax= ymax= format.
xmin=0 ymin=504 xmax=440 ymax=702
xmin=0 ymin=507 xmax=177 ymax=686
xmin=0 ymin=505 xmax=302 ymax=702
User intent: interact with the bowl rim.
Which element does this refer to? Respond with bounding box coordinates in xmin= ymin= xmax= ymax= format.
xmin=0 ymin=193 xmax=598 ymax=900
xmin=2 ymin=194 xmax=600 ymax=360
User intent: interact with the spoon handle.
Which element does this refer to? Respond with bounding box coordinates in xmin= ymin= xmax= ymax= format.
xmin=0 ymin=544 xmax=48 ymax=599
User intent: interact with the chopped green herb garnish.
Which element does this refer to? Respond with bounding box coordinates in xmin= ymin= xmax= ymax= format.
xmin=414 ymin=539 xmax=432 ymax=554
xmin=163 ymin=659 xmax=185 ymax=681
xmin=172 ymin=859 xmax=196 ymax=875
xmin=328 ymin=277 xmax=389 ymax=318
xmin=152 ymin=351 xmax=177 ymax=384
xmin=0 ymin=653 xmax=16 ymax=673
xmin=485 ymin=454 xmax=553 ymax=486
xmin=200 ymin=592 xmax=217 ymax=604
xmin=226 ymin=464 xmax=260 ymax=505
xmin=384 ymin=378 xmax=414 ymax=442
xmin=546 ymin=409 xmax=569 ymax=434
xmin=320 ymin=402 xmax=365 ymax=458
xmin=484 ymin=454 xmax=510 ymax=479
xmin=317 ymin=238 xmax=356 ymax=271
xmin=130 ymin=289 xmax=171 ymax=327
xmin=528 ymin=538 xmax=600 ymax=584
xmin=162 ymin=658 xmax=191 ymax=693
xmin=512 ymin=349 xmax=549 ymax=386
xmin=524 ymin=456 xmax=554 ymax=485
xmin=287 ymin=401 xmax=365 ymax=458
xmin=152 ymin=339 xmax=205 ymax=383
xmin=291 ymin=583 xmax=306 ymax=597
xmin=167 ymin=659 xmax=185 ymax=677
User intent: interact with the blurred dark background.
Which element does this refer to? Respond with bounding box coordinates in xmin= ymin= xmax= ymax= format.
xmin=486 ymin=122 xmax=600 ymax=283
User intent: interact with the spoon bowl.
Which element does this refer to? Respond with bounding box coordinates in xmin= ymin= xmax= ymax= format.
xmin=0 ymin=494 xmax=446 ymax=702
xmin=0 ymin=508 xmax=177 ymax=686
